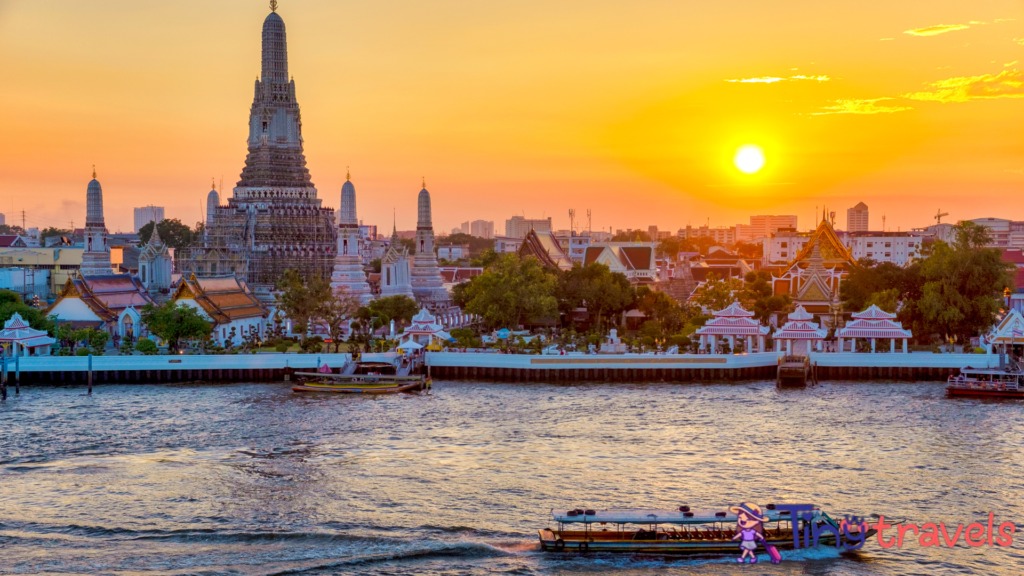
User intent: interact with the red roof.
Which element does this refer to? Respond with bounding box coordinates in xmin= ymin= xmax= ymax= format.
xmin=0 ymin=235 xmax=25 ymax=247
xmin=1002 ymin=249 xmax=1024 ymax=266
xmin=439 ymin=267 xmax=482 ymax=283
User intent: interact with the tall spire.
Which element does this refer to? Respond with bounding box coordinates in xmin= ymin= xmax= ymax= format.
xmin=270 ymin=0 xmax=278 ymax=12
xmin=346 ymin=166 xmax=351 ymax=181
xmin=92 ymin=165 xmax=96 ymax=179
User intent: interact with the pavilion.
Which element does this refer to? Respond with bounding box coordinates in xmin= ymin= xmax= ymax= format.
xmin=773 ymin=305 xmax=828 ymax=355
xmin=836 ymin=305 xmax=913 ymax=353
xmin=694 ymin=302 xmax=769 ymax=353
xmin=398 ymin=308 xmax=452 ymax=349
xmin=0 ymin=313 xmax=55 ymax=357
xmin=982 ymin=309 xmax=1024 ymax=355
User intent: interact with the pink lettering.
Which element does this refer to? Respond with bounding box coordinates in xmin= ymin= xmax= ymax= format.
xmin=996 ymin=522 xmax=1015 ymax=547
xmin=965 ymin=523 xmax=986 ymax=547
xmin=897 ymin=524 xmax=919 ymax=547
xmin=874 ymin=516 xmax=896 ymax=548
xmin=939 ymin=523 xmax=963 ymax=547
xmin=918 ymin=523 xmax=939 ymax=547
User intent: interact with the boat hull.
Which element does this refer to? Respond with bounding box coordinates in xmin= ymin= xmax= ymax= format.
xmin=292 ymin=379 xmax=429 ymax=394
xmin=537 ymin=529 xmax=861 ymax=554
xmin=946 ymin=386 xmax=1024 ymax=398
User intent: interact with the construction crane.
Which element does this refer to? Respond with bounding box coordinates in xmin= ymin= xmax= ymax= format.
xmin=935 ymin=209 xmax=949 ymax=224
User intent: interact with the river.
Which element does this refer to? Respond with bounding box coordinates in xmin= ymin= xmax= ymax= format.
xmin=0 ymin=380 xmax=1021 ymax=575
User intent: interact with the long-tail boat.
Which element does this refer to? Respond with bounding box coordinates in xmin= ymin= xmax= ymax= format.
xmin=538 ymin=505 xmax=873 ymax=555
xmin=292 ymin=361 xmax=430 ymax=394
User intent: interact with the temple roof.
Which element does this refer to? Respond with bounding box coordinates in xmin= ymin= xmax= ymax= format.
xmin=695 ymin=302 xmax=769 ymax=336
xmin=173 ymin=274 xmax=268 ymax=324
xmin=519 ymin=230 xmax=573 ymax=271
xmin=783 ymin=217 xmax=857 ymax=273
xmin=46 ymin=274 xmax=154 ymax=323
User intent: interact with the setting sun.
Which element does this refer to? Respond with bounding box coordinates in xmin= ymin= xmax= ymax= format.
xmin=733 ymin=144 xmax=766 ymax=174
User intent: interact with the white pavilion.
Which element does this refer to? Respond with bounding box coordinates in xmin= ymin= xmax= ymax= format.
xmin=772 ymin=305 xmax=828 ymax=355
xmin=836 ymin=304 xmax=913 ymax=353
xmin=694 ymin=302 xmax=770 ymax=353
xmin=0 ymin=313 xmax=56 ymax=357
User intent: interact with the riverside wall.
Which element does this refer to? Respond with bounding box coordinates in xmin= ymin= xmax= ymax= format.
xmin=426 ymin=352 xmax=1001 ymax=382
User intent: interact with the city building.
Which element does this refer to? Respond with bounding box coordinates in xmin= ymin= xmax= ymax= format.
xmin=554 ymin=232 xmax=592 ymax=263
xmin=967 ymin=218 xmax=1024 ymax=249
xmin=765 ymin=228 xmax=925 ymax=266
xmin=736 ymin=215 xmax=798 ymax=242
xmin=0 ymin=213 xmax=5 ymax=226
xmin=330 ymin=173 xmax=373 ymax=303
xmin=179 ymin=6 xmax=337 ymax=300
xmin=494 ymin=236 xmax=524 ymax=253
xmin=411 ymin=183 xmax=450 ymax=308
xmin=505 ymin=215 xmax=552 ymax=239
xmin=0 ymin=247 xmax=83 ymax=298
xmin=172 ymin=274 xmax=269 ymax=347
xmin=133 ymin=206 xmax=165 ymax=233
xmin=678 ymin=224 xmax=736 ymax=245
xmin=470 ymin=220 xmax=495 ymax=239
xmin=0 ymin=268 xmax=50 ymax=300
xmin=847 ymin=202 xmax=869 ymax=232
xmin=437 ymin=244 xmax=468 ymax=261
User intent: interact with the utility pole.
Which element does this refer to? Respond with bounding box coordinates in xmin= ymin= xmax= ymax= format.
xmin=21 ymin=210 xmax=25 ymax=231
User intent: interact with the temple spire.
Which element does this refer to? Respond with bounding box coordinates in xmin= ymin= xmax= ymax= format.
xmin=270 ymin=0 xmax=278 ymax=12
xmin=92 ymin=165 xmax=96 ymax=179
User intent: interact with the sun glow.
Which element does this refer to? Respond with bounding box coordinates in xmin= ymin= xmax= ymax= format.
xmin=733 ymin=144 xmax=766 ymax=174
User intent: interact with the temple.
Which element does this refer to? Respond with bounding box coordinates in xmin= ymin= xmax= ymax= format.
xmin=80 ymin=167 xmax=111 ymax=276
xmin=380 ymin=222 xmax=414 ymax=298
xmin=410 ymin=182 xmax=449 ymax=308
xmin=179 ymin=5 xmax=336 ymax=300
xmin=771 ymin=211 xmax=857 ymax=321
xmin=330 ymin=171 xmax=372 ymax=303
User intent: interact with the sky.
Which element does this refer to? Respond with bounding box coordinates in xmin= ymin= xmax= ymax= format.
xmin=1 ymin=0 xmax=1023 ymax=236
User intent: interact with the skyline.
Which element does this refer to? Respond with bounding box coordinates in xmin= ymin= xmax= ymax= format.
xmin=1 ymin=0 xmax=1023 ymax=235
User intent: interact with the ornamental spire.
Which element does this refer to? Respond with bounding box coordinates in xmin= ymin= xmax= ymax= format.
xmin=346 ymin=166 xmax=350 ymax=181
xmin=270 ymin=0 xmax=278 ymax=12
xmin=92 ymin=165 xmax=96 ymax=179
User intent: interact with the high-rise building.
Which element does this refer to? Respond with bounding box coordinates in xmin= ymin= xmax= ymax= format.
xmin=133 ymin=206 xmax=165 ymax=233
xmin=737 ymin=215 xmax=798 ymax=242
xmin=0 ymin=213 xmax=6 ymax=226
xmin=470 ymin=220 xmax=494 ymax=239
xmin=847 ymin=202 xmax=869 ymax=232
xmin=460 ymin=221 xmax=470 ymax=234
xmin=180 ymin=5 xmax=336 ymax=296
xmin=505 ymin=216 xmax=552 ymax=238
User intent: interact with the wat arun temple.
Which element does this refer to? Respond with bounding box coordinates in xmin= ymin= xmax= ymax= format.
xmin=178 ymin=3 xmax=447 ymax=309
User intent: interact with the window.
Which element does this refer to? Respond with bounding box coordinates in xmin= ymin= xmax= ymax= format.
xmin=781 ymin=242 xmax=788 ymax=248
xmin=885 ymin=242 xmax=891 ymax=248
xmin=867 ymin=253 xmax=873 ymax=257
xmin=885 ymin=253 xmax=891 ymax=258
xmin=781 ymin=252 xmax=788 ymax=258
xmin=59 ymin=264 xmax=80 ymax=270
xmin=866 ymin=242 xmax=873 ymax=248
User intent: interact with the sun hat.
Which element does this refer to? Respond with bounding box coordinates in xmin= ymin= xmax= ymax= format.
xmin=729 ymin=503 xmax=768 ymax=522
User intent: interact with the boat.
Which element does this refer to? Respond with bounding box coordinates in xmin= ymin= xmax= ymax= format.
xmin=292 ymin=361 xmax=431 ymax=394
xmin=946 ymin=366 xmax=1024 ymax=398
xmin=538 ymin=505 xmax=873 ymax=555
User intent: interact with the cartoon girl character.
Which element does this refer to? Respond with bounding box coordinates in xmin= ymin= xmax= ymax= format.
xmin=730 ymin=503 xmax=768 ymax=564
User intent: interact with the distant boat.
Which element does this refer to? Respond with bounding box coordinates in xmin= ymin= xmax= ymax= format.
xmin=538 ymin=505 xmax=872 ymax=555
xmin=292 ymin=361 xmax=430 ymax=394
xmin=947 ymin=366 xmax=1024 ymax=398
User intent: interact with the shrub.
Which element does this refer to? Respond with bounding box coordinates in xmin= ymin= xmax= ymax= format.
xmin=276 ymin=342 xmax=289 ymax=353
xmin=75 ymin=348 xmax=90 ymax=356
xmin=135 ymin=338 xmax=158 ymax=355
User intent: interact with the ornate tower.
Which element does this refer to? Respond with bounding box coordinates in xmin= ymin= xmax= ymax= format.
xmin=187 ymin=3 xmax=336 ymax=298
xmin=80 ymin=167 xmax=111 ymax=276
xmin=330 ymin=171 xmax=372 ymax=303
xmin=381 ymin=220 xmax=414 ymax=298
xmin=410 ymin=180 xmax=448 ymax=307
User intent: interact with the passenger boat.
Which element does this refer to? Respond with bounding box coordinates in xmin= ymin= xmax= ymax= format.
xmin=292 ymin=361 xmax=430 ymax=394
xmin=538 ymin=505 xmax=872 ymax=555
xmin=946 ymin=367 xmax=1024 ymax=398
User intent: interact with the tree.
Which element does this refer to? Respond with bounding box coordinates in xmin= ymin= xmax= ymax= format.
xmin=316 ymin=289 xmax=361 ymax=353
xmin=470 ymin=248 xmax=501 ymax=269
xmin=903 ymin=222 xmax=1014 ymax=345
xmin=461 ymin=254 xmax=559 ymax=329
xmin=40 ymin=227 xmax=73 ymax=243
xmin=735 ymin=242 xmax=763 ymax=259
xmin=368 ymin=295 xmax=419 ymax=326
xmin=635 ymin=286 xmax=683 ymax=332
xmin=138 ymin=218 xmax=196 ymax=249
xmin=558 ymin=263 xmax=634 ymax=330
xmin=692 ymin=273 xmax=742 ymax=312
xmin=140 ymin=302 xmax=212 ymax=352
xmin=441 ymin=233 xmax=496 ymax=257
xmin=738 ymin=271 xmax=791 ymax=325
xmin=655 ymin=237 xmax=683 ymax=260
xmin=370 ymin=258 xmax=382 ymax=273
xmin=611 ymin=230 xmax=651 ymax=242
xmin=840 ymin=260 xmax=910 ymax=313
xmin=135 ymin=338 xmax=158 ymax=355
xmin=275 ymin=269 xmax=332 ymax=343
xmin=0 ymin=224 xmax=25 ymax=236
xmin=0 ymin=290 xmax=54 ymax=335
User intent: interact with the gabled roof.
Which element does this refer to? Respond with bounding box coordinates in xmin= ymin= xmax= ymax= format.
xmin=0 ymin=236 xmax=26 ymax=248
xmin=439 ymin=267 xmax=483 ymax=283
xmin=518 ymin=230 xmax=573 ymax=271
xmin=172 ymin=274 xmax=267 ymax=324
xmin=46 ymin=273 xmax=154 ymax=323
xmin=583 ymin=244 xmax=655 ymax=272
xmin=986 ymin=309 xmax=1024 ymax=344
xmin=0 ymin=312 xmax=56 ymax=347
xmin=774 ymin=305 xmax=827 ymax=340
xmin=851 ymin=304 xmax=896 ymax=320
xmin=784 ymin=217 xmax=857 ymax=273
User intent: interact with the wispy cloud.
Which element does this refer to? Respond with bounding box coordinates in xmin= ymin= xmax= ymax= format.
xmin=1007 ymin=61 xmax=1018 ymax=68
xmin=724 ymin=75 xmax=830 ymax=84
xmin=1015 ymin=38 xmax=1024 ymax=45
xmin=1006 ymin=168 xmax=1024 ymax=175
xmin=904 ymin=23 xmax=971 ymax=37
xmin=812 ymin=98 xmax=912 ymax=115
xmin=879 ymin=37 xmax=894 ymax=41
xmin=995 ymin=18 xmax=1015 ymax=23
xmin=903 ymin=69 xmax=1024 ymax=102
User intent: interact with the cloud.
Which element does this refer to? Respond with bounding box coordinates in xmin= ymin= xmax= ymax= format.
xmin=904 ymin=23 xmax=971 ymax=36
xmin=724 ymin=75 xmax=830 ymax=84
xmin=995 ymin=18 xmax=1015 ymax=23
xmin=812 ymin=98 xmax=912 ymax=115
xmin=1006 ymin=168 xmax=1024 ymax=175
xmin=879 ymin=37 xmax=894 ymax=41
xmin=1016 ymin=38 xmax=1024 ymax=45
xmin=903 ymin=69 xmax=1024 ymax=102
xmin=1007 ymin=61 xmax=1018 ymax=67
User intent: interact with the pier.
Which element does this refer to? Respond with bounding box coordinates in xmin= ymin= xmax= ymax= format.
xmin=426 ymin=352 xmax=1000 ymax=382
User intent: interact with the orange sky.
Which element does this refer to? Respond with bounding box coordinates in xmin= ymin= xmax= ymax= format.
xmin=1 ymin=0 xmax=1023 ymax=235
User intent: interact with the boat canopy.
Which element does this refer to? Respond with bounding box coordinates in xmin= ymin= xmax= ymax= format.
xmin=552 ymin=507 xmax=807 ymax=525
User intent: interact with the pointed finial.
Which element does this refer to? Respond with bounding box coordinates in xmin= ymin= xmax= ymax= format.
xmin=422 ymin=176 xmax=426 ymax=189
xmin=270 ymin=0 xmax=278 ymax=13
xmin=346 ymin=166 xmax=350 ymax=181
xmin=211 ymin=177 xmax=216 ymax=191
xmin=92 ymin=165 xmax=96 ymax=179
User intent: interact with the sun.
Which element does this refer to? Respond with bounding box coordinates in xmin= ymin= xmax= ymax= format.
xmin=733 ymin=144 xmax=766 ymax=174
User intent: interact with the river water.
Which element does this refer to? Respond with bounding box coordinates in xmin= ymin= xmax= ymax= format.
xmin=0 ymin=380 xmax=1021 ymax=575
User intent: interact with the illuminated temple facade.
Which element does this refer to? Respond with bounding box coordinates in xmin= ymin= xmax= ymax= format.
xmin=771 ymin=213 xmax=858 ymax=324
xmin=179 ymin=5 xmax=336 ymax=300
